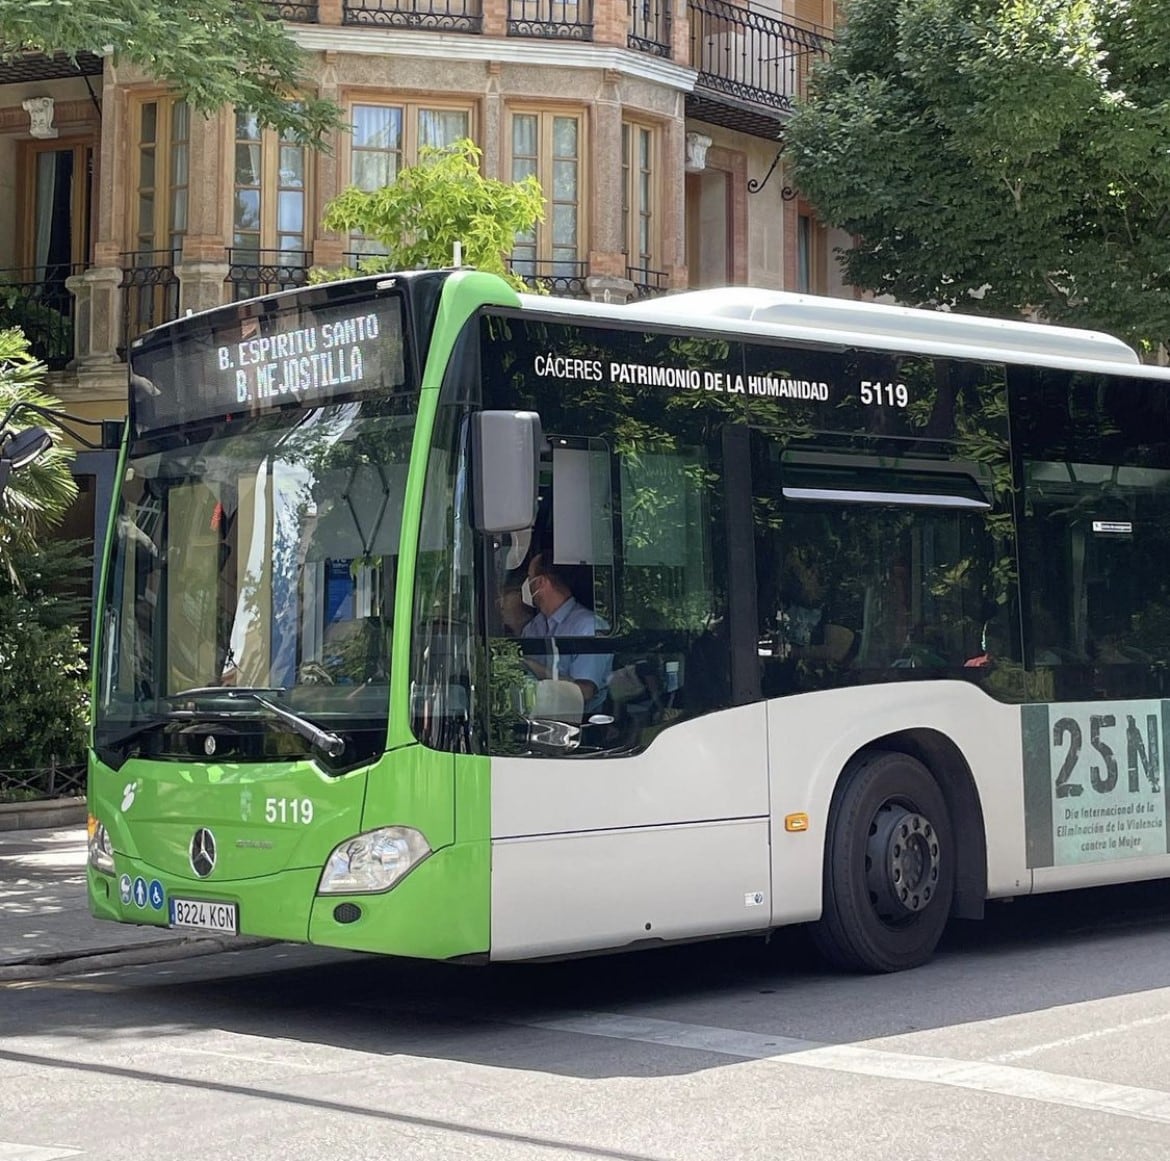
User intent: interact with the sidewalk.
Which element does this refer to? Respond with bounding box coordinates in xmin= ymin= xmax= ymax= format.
xmin=0 ymin=817 xmax=269 ymax=981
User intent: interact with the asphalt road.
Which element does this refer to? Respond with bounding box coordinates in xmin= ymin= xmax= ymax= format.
xmin=3 ymin=882 xmax=1170 ymax=1161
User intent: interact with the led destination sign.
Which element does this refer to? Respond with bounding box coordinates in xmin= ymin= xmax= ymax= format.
xmin=131 ymin=293 xmax=407 ymax=432
xmin=217 ymin=313 xmax=382 ymax=405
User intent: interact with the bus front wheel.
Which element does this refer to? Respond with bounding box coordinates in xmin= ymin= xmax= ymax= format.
xmin=811 ymin=749 xmax=954 ymax=973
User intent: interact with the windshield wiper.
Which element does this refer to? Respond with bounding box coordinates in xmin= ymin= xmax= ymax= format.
xmin=165 ymin=686 xmax=347 ymax=758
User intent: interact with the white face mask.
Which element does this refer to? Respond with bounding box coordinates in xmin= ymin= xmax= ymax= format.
xmin=520 ymin=576 xmax=537 ymax=607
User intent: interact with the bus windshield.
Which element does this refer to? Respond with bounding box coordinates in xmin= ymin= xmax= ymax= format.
xmin=96 ymin=399 xmax=416 ymax=769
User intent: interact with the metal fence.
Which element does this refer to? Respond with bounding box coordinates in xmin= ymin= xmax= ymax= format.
xmin=226 ymin=249 xmax=311 ymax=301
xmin=628 ymin=0 xmax=671 ymax=57
xmin=343 ymin=0 xmax=483 ymax=32
xmin=688 ymin=0 xmax=831 ymax=113
xmin=0 ymin=760 xmax=86 ymax=803
xmin=508 ymin=0 xmax=593 ymax=39
xmin=0 ymin=264 xmax=81 ymax=370
xmin=507 ymin=258 xmax=589 ymax=298
xmin=120 ymin=251 xmax=180 ymax=352
xmin=260 ymin=0 xmax=320 ymax=17
xmin=627 ymin=264 xmax=670 ymax=299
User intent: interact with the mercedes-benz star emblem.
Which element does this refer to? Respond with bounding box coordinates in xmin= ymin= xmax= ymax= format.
xmin=204 ymin=735 xmax=217 ymax=756
xmin=190 ymin=828 xmax=217 ymax=878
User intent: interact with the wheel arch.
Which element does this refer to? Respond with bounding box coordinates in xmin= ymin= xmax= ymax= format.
xmin=856 ymin=728 xmax=987 ymax=920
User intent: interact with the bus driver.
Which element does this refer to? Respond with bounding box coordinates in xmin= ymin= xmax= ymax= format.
xmin=519 ymin=553 xmax=612 ymax=715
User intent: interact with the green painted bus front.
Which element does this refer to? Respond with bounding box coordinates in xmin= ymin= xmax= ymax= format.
xmin=86 ymin=271 xmax=510 ymax=960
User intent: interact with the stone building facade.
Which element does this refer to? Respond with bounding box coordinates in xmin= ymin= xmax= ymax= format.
xmin=0 ymin=0 xmax=851 ymax=578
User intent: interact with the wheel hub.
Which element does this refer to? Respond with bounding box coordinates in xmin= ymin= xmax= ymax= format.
xmin=865 ymin=802 xmax=941 ymax=922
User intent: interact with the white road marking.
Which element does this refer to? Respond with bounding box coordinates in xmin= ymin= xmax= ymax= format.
xmin=988 ymin=1009 xmax=1170 ymax=1062
xmin=527 ymin=1013 xmax=1170 ymax=1127
xmin=156 ymin=1043 xmax=323 ymax=1069
xmin=0 ymin=1144 xmax=81 ymax=1161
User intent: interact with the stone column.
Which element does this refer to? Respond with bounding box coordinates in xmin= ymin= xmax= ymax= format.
xmin=662 ymin=107 xmax=688 ymax=290
xmin=66 ymin=266 xmax=124 ymax=369
xmin=588 ymin=70 xmax=627 ymax=279
xmin=483 ymin=61 xmax=503 ymax=181
xmin=176 ymin=259 xmax=232 ymax=315
xmin=585 ymin=273 xmax=636 ymax=304
xmin=313 ymin=51 xmax=345 ymax=259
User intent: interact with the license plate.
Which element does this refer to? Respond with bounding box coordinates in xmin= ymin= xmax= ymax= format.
xmin=168 ymin=897 xmax=238 ymax=934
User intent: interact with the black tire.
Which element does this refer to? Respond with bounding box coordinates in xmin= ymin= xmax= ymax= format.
xmin=811 ymin=749 xmax=954 ymax=973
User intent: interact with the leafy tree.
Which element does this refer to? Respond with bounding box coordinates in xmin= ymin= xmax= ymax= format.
xmin=786 ymin=0 xmax=1170 ymax=353
xmin=0 ymin=538 xmax=90 ymax=788
xmin=318 ymin=139 xmax=545 ymax=289
xmin=0 ymin=328 xmax=78 ymax=584
xmin=0 ymin=0 xmax=340 ymax=144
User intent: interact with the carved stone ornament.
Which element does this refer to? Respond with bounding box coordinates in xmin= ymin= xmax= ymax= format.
xmin=23 ymin=96 xmax=58 ymax=139
xmin=684 ymin=132 xmax=712 ymax=173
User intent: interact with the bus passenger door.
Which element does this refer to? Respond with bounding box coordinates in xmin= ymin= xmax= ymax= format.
xmin=485 ymin=422 xmax=773 ymax=960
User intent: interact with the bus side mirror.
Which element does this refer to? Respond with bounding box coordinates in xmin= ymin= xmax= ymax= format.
xmin=471 ymin=410 xmax=542 ymax=533
xmin=0 ymin=426 xmax=53 ymax=495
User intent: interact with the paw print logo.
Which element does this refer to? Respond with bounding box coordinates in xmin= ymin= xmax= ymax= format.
xmin=121 ymin=780 xmax=141 ymax=812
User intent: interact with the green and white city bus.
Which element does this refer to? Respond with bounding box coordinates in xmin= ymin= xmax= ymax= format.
xmin=87 ymin=269 xmax=1170 ymax=972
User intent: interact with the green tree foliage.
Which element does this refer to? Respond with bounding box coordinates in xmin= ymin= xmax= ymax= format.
xmin=318 ymin=139 xmax=545 ymax=289
xmin=786 ymin=0 xmax=1170 ymax=352
xmin=0 ymin=0 xmax=340 ymax=145
xmin=0 ymin=539 xmax=90 ymax=779
xmin=0 ymin=328 xmax=78 ymax=584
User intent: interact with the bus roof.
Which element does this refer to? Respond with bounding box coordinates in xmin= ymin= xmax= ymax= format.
xmin=515 ymin=287 xmax=1153 ymax=374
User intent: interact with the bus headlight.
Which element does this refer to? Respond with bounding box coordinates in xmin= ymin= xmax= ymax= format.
xmin=87 ymin=816 xmax=115 ymax=875
xmin=317 ymin=827 xmax=431 ymax=895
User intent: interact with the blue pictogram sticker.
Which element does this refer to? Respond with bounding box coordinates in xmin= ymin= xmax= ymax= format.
xmin=148 ymin=879 xmax=165 ymax=910
xmin=119 ymin=874 xmax=132 ymax=905
xmin=132 ymin=876 xmax=148 ymax=909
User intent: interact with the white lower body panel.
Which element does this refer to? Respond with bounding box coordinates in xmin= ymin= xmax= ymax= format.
xmin=490 ymin=817 xmax=771 ymax=961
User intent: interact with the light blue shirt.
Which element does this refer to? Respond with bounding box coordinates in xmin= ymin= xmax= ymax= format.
xmin=522 ymin=596 xmax=612 ymax=712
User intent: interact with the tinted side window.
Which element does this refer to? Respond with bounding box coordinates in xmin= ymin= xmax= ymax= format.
xmin=1012 ymin=366 xmax=1170 ymax=700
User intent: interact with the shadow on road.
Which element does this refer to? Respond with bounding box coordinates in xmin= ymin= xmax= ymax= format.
xmin=4 ymin=875 xmax=1170 ymax=1088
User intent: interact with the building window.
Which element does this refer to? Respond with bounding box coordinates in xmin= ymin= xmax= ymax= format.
xmin=131 ymin=96 xmax=189 ymax=262
xmin=124 ymin=96 xmax=188 ymax=339
xmin=622 ymin=122 xmax=657 ymax=279
xmin=509 ymin=110 xmax=582 ymax=278
xmin=348 ymin=103 xmax=472 ymax=256
xmin=796 ymin=207 xmax=826 ymax=294
xmin=233 ymin=109 xmax=308 ymax=261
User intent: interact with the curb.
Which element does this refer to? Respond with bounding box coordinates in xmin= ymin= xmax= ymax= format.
xmin=0 ymin=796 xmax=87 ymax=832
xmin=0 ymin=935 xmax=277 ymax=982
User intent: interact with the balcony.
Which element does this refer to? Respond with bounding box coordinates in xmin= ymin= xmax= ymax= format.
xmin=119 ymin=251 xmax=180 ymax=352
xmin=343 ymin=0 xmax=483 ymax=32
xmin=508 ymin=0 xmax=592 ymax=39
xmin=260 ymin=0 xmax=320 ymax=18
xmin=628 ymin=0 xmax=672 ymax=57
xmin=627 ymin=265 xmax=670 ymax=299
xmin=686 ymin=0 xmax=832 ymax=138
xmin=0 ymin=265 xmax=82 ymax=371
xmin=227 ymin=248 xmax=311 ymax=301
xmin=507 ymin=258 xmax=589 ymax=298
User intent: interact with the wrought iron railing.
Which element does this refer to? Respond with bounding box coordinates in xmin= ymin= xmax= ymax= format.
xmin=259 ymin=0 xmax=320 ymax=19
xmin=628 ymin=0 xmax=671 ymax=57
xmin=0 ymin=265 xmax=81 ymax=370
xmin=627 ymin=264 xmax=669 ymax=299
xmin=227 ymin=249 xmax=311 ymax=301
xmin=688 ymin=0 xmax=831 ymax=113
xmin=120 ymin=251 xmax=180 ymax=351
xmin=508 ymin=0 xmax=592 ymax=40
xmin=342 ymin=249 xmax=391 ymax=272
xmin=507 ymin=258 xmax=589 ymax=298
xmin=343 ymin=0 xmax=482 ymax=32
